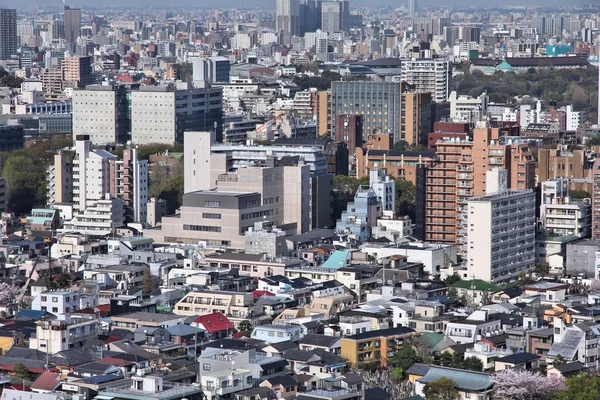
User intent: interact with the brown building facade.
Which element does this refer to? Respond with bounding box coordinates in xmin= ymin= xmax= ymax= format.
xmin=425 ymin=126 xmax=536 ymax=244
xmin=335 ymin=114 xmax=363 ymax=154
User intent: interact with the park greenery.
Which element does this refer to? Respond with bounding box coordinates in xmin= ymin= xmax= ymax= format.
xmin=454 ymin=66 xmax=599 ymax=115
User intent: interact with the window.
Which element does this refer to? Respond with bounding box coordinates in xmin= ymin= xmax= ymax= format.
xmin=203 ymin=364 xmax=210 ymax=371
xmin=52 ymin=297 xmax=58 ymax=303
xmin=183 ymin=225 xmax=221 ymax=232
xmin=202 ymin=213 xmax=221 ymax=219
xmin=41 ymin=296 xmax=47 ymax=301
xmin=204 ymin=201 xmax=222 ymax=208
xmin=52 ymin=307 xmax=58 ymax=312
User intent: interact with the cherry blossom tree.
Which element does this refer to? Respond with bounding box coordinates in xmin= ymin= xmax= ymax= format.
xmin=491 ymin=369 xmax=565 ymax=400
xmin=0 ymin=282 xmax=22 ymax=304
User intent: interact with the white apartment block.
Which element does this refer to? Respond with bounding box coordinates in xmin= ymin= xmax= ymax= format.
xmin=49 ymin=135 xmax=147 ymax=224
xmin=31 ymin=290 xmax=98 ymax=315
xmin=62 ymin=196 xmax=125 ymax=236
xmin=449 ymin=90 xmax=489 ymax=124
xmin=30 ymin=316 xmax=100 ymax=353
xmin=131 ymin=83 xmax=223 ymax=145
xmin=400 ymin=59 xmax=452 ymax=103
xmin=369 ymin=168 xmax=396 ymax=215
xmin=465 ymin=190 xmax=536 ymax=283
xmin=540 ymin=179 xmax=591 ymax=238
xmin=565 ymin=105 xmax=587 ymax=132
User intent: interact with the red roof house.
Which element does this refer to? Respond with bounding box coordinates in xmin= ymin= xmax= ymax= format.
xmin=192 ymin=313 xmax=235 ymax=339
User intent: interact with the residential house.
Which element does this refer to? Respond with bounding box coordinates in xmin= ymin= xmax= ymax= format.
xmin=259 ymin=375 xmax=298 ymax=399
xmin=408 ymin=301 xmax=455 ymax=334
xmin=192 ymin=313 xmax=235 ymax=340
xmin=341 ymin=327 xmax=418 ymax=368
xmin=174 ymin=290 xmax=257 ymax=326
xmin=494 ymin=353 xmax=540 ymax=371
xmin=444 ymin=313 xmax=502 ymax=344
xmin=414 ymin=365 xmax=493 ymax=400
xmin=110 ymin=312 xmax=183 ymax=332
xmin=298 ymin=334 xmax=341 ymax=354
xmin=250 ymin=324 xmax=303 ymax=344
xmin=451 ymin=280 xmax=502 ymax=306
xmin=546 ymin=361 xmax=587 ymax=379
xmin=527 ymin=328 xmax=554 ymax=362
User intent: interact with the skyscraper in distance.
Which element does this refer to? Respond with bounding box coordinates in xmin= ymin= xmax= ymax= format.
xmin=0 ymin=9 xmax=17 ymax=61
xmin=276 ymin=0 xmax=301 ymax=37
xmin=408 ymin=0 xmax=417 ymax=17
xmin=64 ymin=6 xmax=81 ymax=52
xmin=321 ymin=0 xmax=341 ymax=34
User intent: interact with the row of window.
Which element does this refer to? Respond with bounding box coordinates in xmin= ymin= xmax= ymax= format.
xmin=183 ymin=224 xmax=221 ymax=232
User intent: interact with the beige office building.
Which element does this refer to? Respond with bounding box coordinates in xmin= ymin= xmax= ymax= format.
xmin=145 ymin=161 xmax=310 ymax=248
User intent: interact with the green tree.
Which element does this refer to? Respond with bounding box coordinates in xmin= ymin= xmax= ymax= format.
xmin=13 ymin=362 xmax=28 ymax=379
xmin=534 ymin=262 xmax=550 ymax=276
xmin=395 ymin=178 xmax=416 ymax=220
xmin=54 ymin=273 xmax=72 ymax=289
xmin=552 ymin=355 xmax=566 ymax=366
xmin=554 ymin=374 xmax=600 ymax=400
xmin=237 ymin=320 xmax=252 ymax=335
xmin=570 ymin=190 xmax=590 ymax=200
xmin=390 ymin=345 xmax=420 ymax=376
xmin=423 ymin=377 xmax=459 ymax=400
xmin=155 ymin=175 xmax=184 ymax=214
xmin=461 ymin=356 xmax=484 ymax=372
xmin=444 ymin=275 xmax=461 ymax=285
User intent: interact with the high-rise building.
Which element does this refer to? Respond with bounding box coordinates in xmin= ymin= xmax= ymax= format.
xmin=47 ymin=152 xmax=73 ymax=207
xmin=464 ymin=188 xmax=536 ymax=283
xmin=191 ymin=57 xmax=230 ymax=84
xmin=408 ymin=0 xmax=417 ymax=17
xmin=72 ymin=85 xmax=130 ymax=145
xmin=61 ymin=55 xmax=94 ymax=89
xmin=0 ymin=9 xmax=17 ymax=61
xmin=48 ymin=135 xmax=148 ymax=224
xmin=64 ymin=6 xmax=81 ymax=52
xmin=145 ymin=132 xmax=311 ymax=248
xmin=321 ymin=1 xmax=342 ymax=34
xmin=72 ymin=82 xmax=223 ymax=145
xmin=400 ymin=59 xmax=452 ymax=103
xmin=276 ymin=0 xmax=300 ymax=37
xmin=591 ymin=158 xmax=600 ymax=239
xmin=425 ymin=126 xmax=536 ymax=244
xmin=331 ymin=81 xmax=434 ymax=143
xmin=131 ymin=83 xmax=223 ymax=145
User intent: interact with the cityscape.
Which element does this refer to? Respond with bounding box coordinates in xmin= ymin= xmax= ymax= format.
xmin=0 ymin=0 xmax=596 ymax=400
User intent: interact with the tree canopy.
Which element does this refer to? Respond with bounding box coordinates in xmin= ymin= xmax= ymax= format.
xmin=423 ymin=377 xmax=459 ymax=400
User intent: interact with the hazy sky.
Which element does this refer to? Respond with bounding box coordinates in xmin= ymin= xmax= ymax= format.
xmin=4 ymin=0 xmax=591 ymax=8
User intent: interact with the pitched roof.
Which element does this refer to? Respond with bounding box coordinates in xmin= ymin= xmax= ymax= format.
xmin=365 ymin=387 xmax=392 ymax=400
xmin=264 ymin=340 xmax=297 ymax=352
xmin=30 ymin=372 xmax=61 ymax=391
xmin=417 ymin=366 xmax=493 ymax=391
xmin=193 ymin=312 xmax=234 ymax=335
xmin=553 ymin=361 xmax=587 ymax=376
xmin=495 ymin=352 xmax=539 ymax=364
xmin=298 ymin=334 xmax=340 ymax=348
xmin=406 ymin=363 xmax=430 ymax=377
